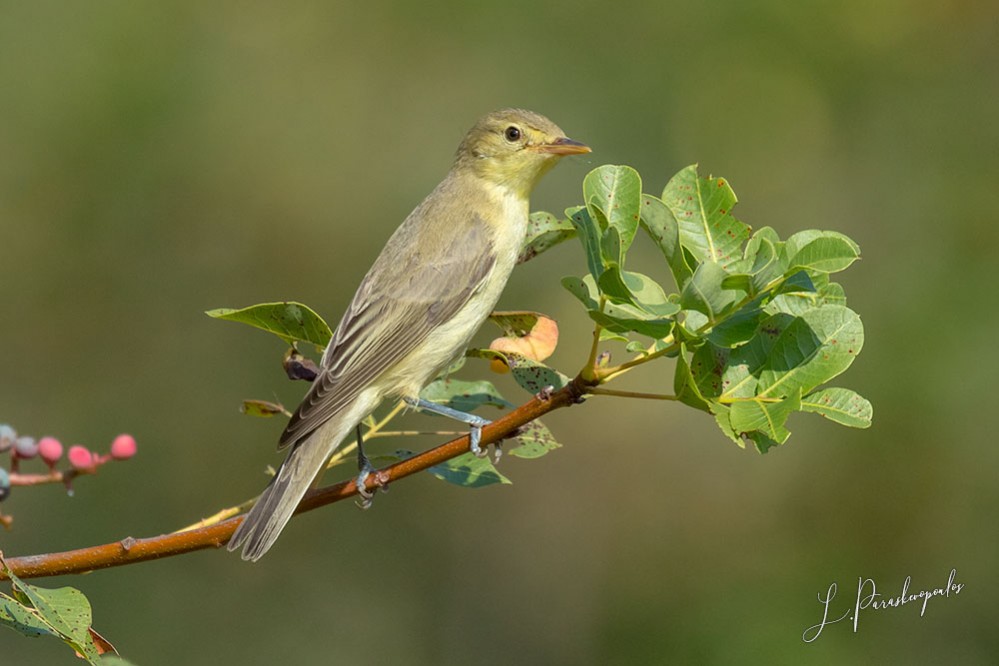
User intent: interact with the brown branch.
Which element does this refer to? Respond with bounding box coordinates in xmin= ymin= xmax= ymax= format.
xmin=2 ymin=376 xmax=591 ymax=580
xmin=10 ymin=468 xmax=92 ymax=488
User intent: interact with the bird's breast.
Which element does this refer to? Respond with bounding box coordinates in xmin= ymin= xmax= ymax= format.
xmin=379 ymin=189 xmax=529 ymax=400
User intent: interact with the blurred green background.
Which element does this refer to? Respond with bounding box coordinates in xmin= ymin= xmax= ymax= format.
xmin=2 ymin=1 xmax=996 ymax=664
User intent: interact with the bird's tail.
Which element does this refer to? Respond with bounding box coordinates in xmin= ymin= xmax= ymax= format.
xmin=228 ymin=415 xmax=356 ymax=561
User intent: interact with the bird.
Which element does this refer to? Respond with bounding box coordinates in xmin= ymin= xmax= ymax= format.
xmin=228 ymin=109 xmax=590 ymax=561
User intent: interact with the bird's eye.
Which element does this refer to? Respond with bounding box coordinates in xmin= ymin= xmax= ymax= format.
xmin=504 ymin=126 xmax=522 ymax=142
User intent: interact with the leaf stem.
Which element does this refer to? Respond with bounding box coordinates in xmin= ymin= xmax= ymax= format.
xmin=580 ymin=297 xmax=606 ymax=382
xmin=597 ymin=336 xmax=679 ymax=382
xmin=587 ymin=387 xmax=679 ymax=401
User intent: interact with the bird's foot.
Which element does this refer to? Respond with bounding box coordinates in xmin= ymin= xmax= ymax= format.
xmin=354 ymin=463 xmax=375 ymax=510
xmin=468 ymin=418 xmax=490 ymax=458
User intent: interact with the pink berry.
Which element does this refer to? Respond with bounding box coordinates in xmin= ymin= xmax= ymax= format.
xmin=110 ymin=434 xmax=137 ymax=460
xmin=68 ymin=445 xmax=95 ymax=470
xmin=38 ymin=437 xmax=64 ymax=465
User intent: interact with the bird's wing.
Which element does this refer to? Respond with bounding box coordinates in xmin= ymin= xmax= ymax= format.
xmin=278 ymin=213 xmax=496 ymax=449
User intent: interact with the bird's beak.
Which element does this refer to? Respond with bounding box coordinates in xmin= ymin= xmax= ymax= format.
xmin=533 ymin=136 xmax=591 ymax=156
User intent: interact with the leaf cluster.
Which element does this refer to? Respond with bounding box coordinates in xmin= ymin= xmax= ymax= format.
xmin=541 ymin=164 xmax=870 ymax=451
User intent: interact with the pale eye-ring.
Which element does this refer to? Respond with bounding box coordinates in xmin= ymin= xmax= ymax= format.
xmin=504 ymin=126 xmax=522 ymax=142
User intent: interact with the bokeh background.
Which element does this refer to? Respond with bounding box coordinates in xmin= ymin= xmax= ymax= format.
xmin=2 ymin=2 xmax=996 ymax=664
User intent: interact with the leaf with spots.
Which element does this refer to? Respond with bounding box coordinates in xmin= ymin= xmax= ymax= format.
xmin=0 ymin=557 xmax=105 ymax=662
xmin=428 ymin=452 xmax=511 ymax=487
xmin=801 ymin=387 xmax=873 ymax=428
xmin=508 ymin=420 xmax=562 ymax=459
xmin=518 ymin=211 xmax=576 ymax=264
xmin=661 ymin=164 xmax=750 ymax=268
xmin=695 ymin=305 xmax=864 ymax=401
xmin=466 ymin=349 xmax=569 ymax=395
xmin=1 ymin=595 xmax=58 ymax=638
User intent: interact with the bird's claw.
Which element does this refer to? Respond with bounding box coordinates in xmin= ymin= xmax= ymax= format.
xmin=470 ymin=429 xmax=502 ymax=464
xmin=536 ymin=384 xmax=555 ymax=401
xmin=470 ymin=424 xmax=487 ymax=458
xmin=354 ymin=464 xmax=374 ymax=509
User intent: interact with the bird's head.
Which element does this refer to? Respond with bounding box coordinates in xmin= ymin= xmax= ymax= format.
xmin=455 ymin=109 xmax=590 ymax=198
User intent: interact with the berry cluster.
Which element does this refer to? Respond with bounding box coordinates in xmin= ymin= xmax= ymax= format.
xmin=0 ymin=424 xmax=137 ymax=505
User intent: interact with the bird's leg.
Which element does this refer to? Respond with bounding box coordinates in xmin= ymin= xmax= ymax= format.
xmin=354 ymin=424 xmax=375 ymax=509
xmin=404 ymin=397 xmax=492 ymax=459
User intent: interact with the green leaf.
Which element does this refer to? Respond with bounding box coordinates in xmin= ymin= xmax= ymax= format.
xmin=688 ymin=341 xmax=736 ymax=398
xmin=640 ymin=194 xmax=692 ymax=289
xmin=674 ymin=345 xmax=712 ymax=411
xmin=707 ymin=298 xmax=766 ymax=348
xmin=508 ymin=420 xmax=562 ymax=459
xmin=207 ymin=302 xmax=333 ymax=348
xmin=710 ymin=305 xmax=863 ymax=404
xmin=766 ymin=271 xmax=822 ymax=315
xmin=583 ymin=165 xmax=642 ymax=254
xmin=0 ymin=563 xmax=101 ymax=661
xmin=680 ymin=261 xmax=741 ymax=324
xmin=428 ymin=452 xmax=510 ymax=487
xmin=661 ymin=164 xmax=750 ymax=268
xmin=600 ymin=225 xmax=623 ymax=266
xmin=710 ymin=403 xmax=743 ymax=445
xmin=420 ymin=378 xmax=512 ymax=413
xmin=746 ymin=431 xmax=782 ymax=454
xmin=7 ymin=580 xmax=88 ymax=639
xmin=746 ymin=235 xmax=784 ymax=294
xmin=729 ymin=390 xmax=802 ymax=446
xmin=801 ymin=388 xmax=873 ymax=428
xmin=788 ymin=235 xmax=860 ymax=274
xmin=0 ymin=594 xmax=59 ymax=638
xmin=566 ymin=206 xmax=605 ymax=280
xmin=561 ymin=274 xmax=600 ymax=310
xmin=564 ymin=273 xmax=675 ymax=338
xmin=757 ymin=305 xmax=864 ymax=398
xmin=778 ymin=269 xmax=818 ymax=294
xmin=782 ymin=230 xmax=859 ymax=265
xmin=600 ymin=328 xmax=631 ymax=344
xmin=591 ymin=303 xmax=675 ymax=339
xmin=598 ymin=267 xmax=679 ymax=316
xmin=518 ymin=211 xmax=576 ymax=264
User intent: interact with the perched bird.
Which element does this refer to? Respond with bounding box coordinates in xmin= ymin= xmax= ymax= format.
xmin=228 ymin=109 xmax=590 ymax=561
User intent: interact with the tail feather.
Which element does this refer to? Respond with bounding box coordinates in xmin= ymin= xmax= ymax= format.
xmin=228 ymin=416 xmax=354 ymax=561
